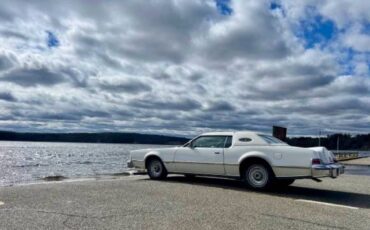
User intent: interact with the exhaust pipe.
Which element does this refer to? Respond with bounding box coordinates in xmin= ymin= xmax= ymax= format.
xmin=312 ymin=178 xmax=322 ymax=182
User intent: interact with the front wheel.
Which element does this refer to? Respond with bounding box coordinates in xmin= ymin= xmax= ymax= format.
xmin=147 ymin=158 xmax=167 ymax=180
xmin=243 ymin=164 xmax=275 ymax=190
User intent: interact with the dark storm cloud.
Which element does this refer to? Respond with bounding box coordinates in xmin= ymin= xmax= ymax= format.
xmin=129 ymin=97 xmax=202 ymax=111
xmin=0 ymin=91 xmax=16 ymax=102
xmin=247 ymin=74 xmax=335 ymax=100
xmin=0 ymin=64 xmax=91 ymax=88
xmin=0 ymin=68 xmax=67 ymax=87
xmin=37 ymin=112 xmax=81 ymax=121
xmin=289 ymin=97 xmax=370 ymax=115
xmin=0 ymin=6 xmax=14 ymax=21
xmin=206 ymin=101 xmax=235 ymax=111
xmin=39 ymin=109 xmax=111 ymax=121
xmin=0 ymin=30 xmax=28 ymax=41
xmin=0 ymin=52 xmax=16 ymax=71
xmin=99 ymin=80 xmax=152 ymax=94
xmin=11 ymin=106 xmax=113 ymax=123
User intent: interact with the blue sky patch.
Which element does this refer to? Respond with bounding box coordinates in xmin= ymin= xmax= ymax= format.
xmin=296 ymin=16 xmax=337 ymax=48
xmin=361 ymin=24 xmax=370 ymax=34
xmin=46 ymin=31 xmax=60 ymax=48
xmin=270 ymin=2 xmax=281 ymax=10
xmin=215 ymin=0 xmax=232 ymax=15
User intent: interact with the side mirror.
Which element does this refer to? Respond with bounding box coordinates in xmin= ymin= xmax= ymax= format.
xmin=189 ymin=142 xmax=196 ymax=149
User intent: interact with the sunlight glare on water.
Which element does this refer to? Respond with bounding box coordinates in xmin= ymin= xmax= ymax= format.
xmin=0 ymin=141 xmax=170 ymax=186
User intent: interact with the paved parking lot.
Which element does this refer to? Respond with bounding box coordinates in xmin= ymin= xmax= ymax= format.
xmin=0 ymin=174 xmax=369 ymax=229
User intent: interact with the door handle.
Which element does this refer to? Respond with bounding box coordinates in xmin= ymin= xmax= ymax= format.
xmin=214 ymin=152 xmax=221 ymax=154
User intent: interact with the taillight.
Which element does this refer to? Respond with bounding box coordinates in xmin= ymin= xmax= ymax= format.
xmin=312 ymin=158 xmax=321 ymax=165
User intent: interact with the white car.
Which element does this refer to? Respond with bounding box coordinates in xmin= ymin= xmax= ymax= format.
xmin=127 ymin=131 xmax=344 ymax=189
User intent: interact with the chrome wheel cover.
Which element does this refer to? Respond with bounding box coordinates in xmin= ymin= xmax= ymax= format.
xmin=149 ymin=160 xmax=162 ymax=177
xmin=247 ymin=165 xmax=268 ymax=188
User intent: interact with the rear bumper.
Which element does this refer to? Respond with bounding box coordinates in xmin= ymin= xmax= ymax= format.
xmin=312 ymin=163 xmax=345 ymax=178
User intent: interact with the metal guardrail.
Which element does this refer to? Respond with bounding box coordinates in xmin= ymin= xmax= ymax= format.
xmin=331 ymin=150 xmax=360 ymax=161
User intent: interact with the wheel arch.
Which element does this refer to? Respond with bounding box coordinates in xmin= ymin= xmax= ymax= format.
xmin=144 ymin=153 xmax=166 ymax=170
xmin=238 ymin=154 xmax=276 ymax=179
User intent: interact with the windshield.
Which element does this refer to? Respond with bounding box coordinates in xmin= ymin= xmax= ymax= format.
xmin=258 ymin=134 xmax=287 ymax=144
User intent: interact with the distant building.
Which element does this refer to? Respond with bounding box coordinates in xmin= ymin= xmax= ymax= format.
xmin=273 ymin=126 xmax=287 ymax=141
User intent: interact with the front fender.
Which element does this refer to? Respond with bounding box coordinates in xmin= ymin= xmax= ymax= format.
xmin=144 ymin=151 xmax=163 ymax=163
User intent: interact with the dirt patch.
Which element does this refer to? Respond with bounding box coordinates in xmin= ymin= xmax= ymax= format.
xmin=42 ymin=175 xmax=68 ymax=181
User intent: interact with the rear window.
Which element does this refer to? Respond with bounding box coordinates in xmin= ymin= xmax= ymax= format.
xmin=258 ymin=134 xmax=286 ymax=144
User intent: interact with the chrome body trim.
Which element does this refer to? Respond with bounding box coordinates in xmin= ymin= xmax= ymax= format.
xmin=129 ymin=160 xmax=345 ymax=179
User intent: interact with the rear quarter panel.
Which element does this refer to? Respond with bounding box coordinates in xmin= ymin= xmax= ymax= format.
xmin=224 ymin=145 xmax=314 ymax=178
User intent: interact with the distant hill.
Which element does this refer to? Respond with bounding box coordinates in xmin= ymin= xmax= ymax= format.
xmin=286 ymin=133 xmax=370 ymax=151
xmin=0 ymin=131 xmax=190 ymax=145
xmin=0 ymin=130 xmax=369 ymax=150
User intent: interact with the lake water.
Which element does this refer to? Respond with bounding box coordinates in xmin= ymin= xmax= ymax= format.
xmin=0 ymin=141 xmax=369 ymax=186
xmin=0 ymin=141 xmax=170 ymax=186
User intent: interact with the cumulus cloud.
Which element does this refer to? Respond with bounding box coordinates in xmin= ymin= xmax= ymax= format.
xmin=0 ymin=0 xmax=369 ymax=136
xmin=0 ymin=67 xmax=67 ymax=86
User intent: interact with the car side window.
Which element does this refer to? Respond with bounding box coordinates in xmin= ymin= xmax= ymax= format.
xmin=224 ymin=136 xmax=233 ymax=148
xmin=258 ymin=134 xmax=285 ymax=144
xmin=191 ymin=136 xmax=227 ymax=148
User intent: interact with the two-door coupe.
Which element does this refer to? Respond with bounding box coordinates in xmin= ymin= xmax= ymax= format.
xmin=127 ymin=131 xmax=344 ymax=189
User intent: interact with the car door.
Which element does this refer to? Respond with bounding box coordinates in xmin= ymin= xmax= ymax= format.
xmin=173 ymin=136 xmax=229 ymax=175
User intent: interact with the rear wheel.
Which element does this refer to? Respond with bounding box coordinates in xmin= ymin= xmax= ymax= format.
xmin=147 ymin=158 xmax=167 ymax=180
xmin=243 ymin=164 xmax=274 ymax=190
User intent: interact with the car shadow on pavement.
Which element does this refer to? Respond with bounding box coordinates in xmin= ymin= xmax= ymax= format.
xmin=156 ymin=176 xmax=370 ymax=209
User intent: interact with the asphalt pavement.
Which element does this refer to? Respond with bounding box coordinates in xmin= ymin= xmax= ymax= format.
xmin=0 ymin=174 xmax=369 ymax=230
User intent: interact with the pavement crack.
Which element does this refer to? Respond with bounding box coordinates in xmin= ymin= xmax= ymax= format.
xmin=0 ymin=208 xmax=112 ymax=220
xmin=262 ymin=213 xmax=350 ymax=230
xmin=62 ymin=217 xmax=72 ymax=230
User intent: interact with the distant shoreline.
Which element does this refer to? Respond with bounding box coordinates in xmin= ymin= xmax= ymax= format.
xmin=0 ymin=140 xmax=179 ymax=145
xmin=0 ymin=131 xmax=190 ymax=145
xmin=0 ymin=130 xmax=369 ymax=150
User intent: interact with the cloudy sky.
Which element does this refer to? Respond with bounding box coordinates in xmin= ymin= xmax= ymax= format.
xmin=0 ymin=0 xmax=369 ymax=136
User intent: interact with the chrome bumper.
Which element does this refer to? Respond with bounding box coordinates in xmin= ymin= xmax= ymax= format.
xmin=127 ymin=160 xmax=145 ymax=169
xmin=312 ymin=163 xmax=345 ymax=178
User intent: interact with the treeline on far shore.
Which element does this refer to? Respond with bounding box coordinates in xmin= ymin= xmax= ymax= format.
xmin=0 ymin=131 xmax=189 ymax=145
xmin=286 ymin=133 xmax=370 ymax=150
xmin=0 ymin=131 xmax=369 ymax=150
